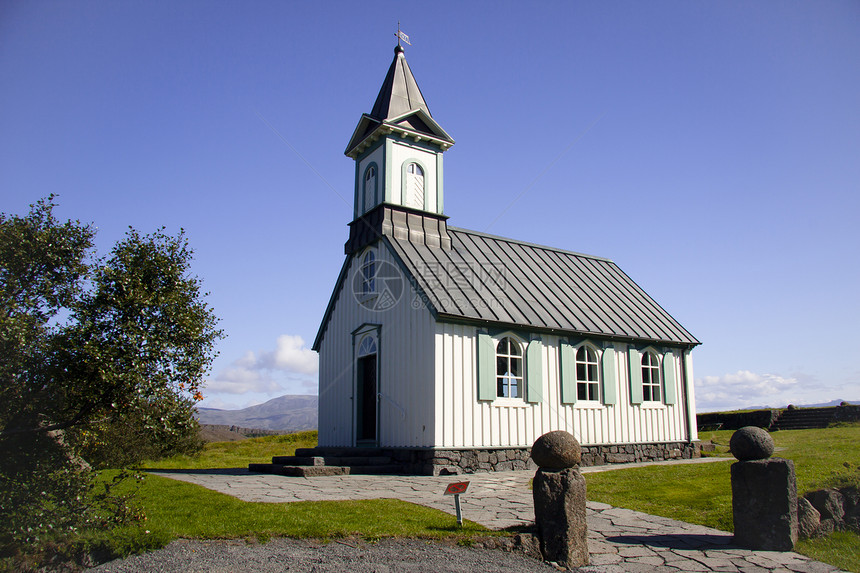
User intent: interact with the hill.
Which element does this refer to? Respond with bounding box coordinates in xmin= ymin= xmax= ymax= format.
xmin=196 ymin=394 xmax=318 ymax=432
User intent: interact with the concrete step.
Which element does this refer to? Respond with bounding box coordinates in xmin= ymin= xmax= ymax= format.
xmin=250 ymin=464 xmax=404 ymax=477
xmin=294 ymin=447 xmax=385 ymax=457
xmin=247 ymin=462 xmax=276 ymax=474
xmin=270 ymin=455 xmax=392 ymax=467
xmin=270 ymin=456 xmax=326 ymax=466
xmin=271 ymin=465 xmax=351 ymax=477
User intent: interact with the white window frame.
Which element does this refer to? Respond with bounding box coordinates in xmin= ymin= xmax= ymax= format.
xmin=641 ymin=350 xmax=662 ymax=403
xmin=574 ymin=343 xmax=601 ymax=403
xmin=495 ymin=334 xmax=524 ymax=401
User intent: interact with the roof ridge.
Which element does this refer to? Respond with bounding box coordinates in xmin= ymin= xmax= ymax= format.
xmin=446 ymin=225 xmax=615 ymax=263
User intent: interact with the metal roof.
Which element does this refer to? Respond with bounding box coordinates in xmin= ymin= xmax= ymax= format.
xmin=385 ymin=226 xmax=700 ymax=346
xmin=369 ymin=45 xmax=431 ymax=121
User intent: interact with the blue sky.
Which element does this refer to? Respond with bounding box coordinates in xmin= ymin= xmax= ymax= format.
xmin=2 ymin=1 xmax=858 ymax=412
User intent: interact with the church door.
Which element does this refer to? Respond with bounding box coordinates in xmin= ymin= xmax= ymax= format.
xmin=355 ymin=334 xmax=378 ymax=444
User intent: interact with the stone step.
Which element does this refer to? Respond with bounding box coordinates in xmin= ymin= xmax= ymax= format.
xmin=294 ymin=447 xmax=385 ymax=457
xmin=272 ymin=465 xmax=350 ymax=477
xmin=251 ymin=464 xmax=404 ymax=477
xmin=270 ymin=455 xmax=392 ymax=467
xmin=270 ymin=456 xmax=326 ymax=466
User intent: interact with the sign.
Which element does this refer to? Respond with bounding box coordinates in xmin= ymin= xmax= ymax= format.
xmin=444 ymin=481 xmax=469 ymax=496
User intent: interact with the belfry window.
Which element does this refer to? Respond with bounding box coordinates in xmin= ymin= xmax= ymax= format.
xmin=641 ymin=351 xmax=661 ymax=402
xmin=575 ymin=345 xmax=599 ymax=401
xmin=405 ymin=162 xmax=424 ymax=209
xmin=363 ymin=165 xmax=377 ymax=213
xmin=496 ymin=336 xmax=523 ymax=398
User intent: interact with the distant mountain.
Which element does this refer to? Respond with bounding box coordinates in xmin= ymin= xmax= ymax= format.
xmin=196 ymin=395 xmax=318 ymax=432
xmin=704 ymin=399 xmax=856 ymax=413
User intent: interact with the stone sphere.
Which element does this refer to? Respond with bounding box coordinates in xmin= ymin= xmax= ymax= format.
xmin=730 ymin=426 xmax=775 ymax=461
xmin=531 ymin=430 xmax=581 ymax=469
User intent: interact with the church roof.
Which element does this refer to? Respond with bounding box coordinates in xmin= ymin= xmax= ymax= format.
xmin=385 ymin=226 xmax=700 ymax=346
xmin=369 ymin=45 xmax=431 ymax=120
xmin=313 ymin=213 xmax=699 ymax=351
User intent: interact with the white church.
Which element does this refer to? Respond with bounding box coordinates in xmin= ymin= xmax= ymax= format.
xmin=255 ymin=44 xmax=701 ymax=476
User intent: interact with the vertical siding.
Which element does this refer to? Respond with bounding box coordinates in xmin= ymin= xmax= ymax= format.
xmin=435 ymin=325 xmax=694 ymax=448
xmin=317 ymin=244 xmax=436 ymax=448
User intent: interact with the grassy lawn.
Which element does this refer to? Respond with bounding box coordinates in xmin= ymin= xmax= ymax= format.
xmin=131 ymin=472 xmax=489 ymax=540
xmin=80 ymin=424 xmax=858 ymax=571
xmin=143 ymin=430 xmax=319 ymax=470
xmin=83 ymin=431 xmax=495 ymax=562
xmin=586 ymin=423 xmax=860 ymax=572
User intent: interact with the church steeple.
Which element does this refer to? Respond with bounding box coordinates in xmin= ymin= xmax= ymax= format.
xmin=368 ymin=45 xmax=431 ymax=121
xmin=345 ymin=45 xmax=454 ymax=225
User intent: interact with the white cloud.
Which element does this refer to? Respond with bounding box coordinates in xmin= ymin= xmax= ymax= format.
xmin=695 ymin=370 xmax=799 ymax=412
xmin=203 ymin=334 xmax=318 ymax=397
xmin=260 ymin=334 xmax=319 ymax=374
xmin=692 ymin=369 xmax=860 ymax=412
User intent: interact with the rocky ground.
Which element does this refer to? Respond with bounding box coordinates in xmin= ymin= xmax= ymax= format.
xmin=88 ymin=537 xmax=563 ymax=573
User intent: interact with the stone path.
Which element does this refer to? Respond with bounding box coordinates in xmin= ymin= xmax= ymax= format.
xmin=149 ymin=458 xmax=847 ymax=572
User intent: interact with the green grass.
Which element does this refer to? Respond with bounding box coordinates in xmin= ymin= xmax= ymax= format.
xmin=586 ymin=461 xmax=735 ymax=531
xmin=131 ymin=472 xmax=490 ymax=541
xmin=143 ymin=431 xmax=318 ymax=469
xmin=585 ymin=423 xmax=860 ymax=572
xmin=47 ymin=425 xmax=857 ymax=571
xmin=796 ymin=531 xmax=860 ymax=573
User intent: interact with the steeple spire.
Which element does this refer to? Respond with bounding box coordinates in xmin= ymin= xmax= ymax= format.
xmin=344 ymin=45 xmax=453 ymax=158
xmin=369 ymin=45 xmax=430 ymax=121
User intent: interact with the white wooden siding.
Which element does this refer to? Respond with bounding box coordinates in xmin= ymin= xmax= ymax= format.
xmin=434 ymin=324 xmax=694 ymax=448
xmin=317 ymin=244 xmax=436 ymax=447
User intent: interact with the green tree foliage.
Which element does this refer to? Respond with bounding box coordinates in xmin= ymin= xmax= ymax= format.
xmin=0 ymin=197 xmax=223 ymax=561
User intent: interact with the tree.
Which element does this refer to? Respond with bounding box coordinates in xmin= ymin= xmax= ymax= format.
xmin=0 ymin=196 xmax=223 ymax=558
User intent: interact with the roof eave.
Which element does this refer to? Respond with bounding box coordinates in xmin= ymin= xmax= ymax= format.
xmin=345 ymin=120 xmax=455 ymax=159
xmin=434 ymin=313 xmax=701 ymax=348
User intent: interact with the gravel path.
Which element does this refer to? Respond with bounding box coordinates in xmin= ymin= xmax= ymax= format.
xmin=88 ymin=537 xmax=560 ymax=573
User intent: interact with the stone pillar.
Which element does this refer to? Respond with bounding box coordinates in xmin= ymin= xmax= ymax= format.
xmin=730 ymin=426 xmax=798 ymax=551
xmin=531 ymin=431 xmax=588 ymax=568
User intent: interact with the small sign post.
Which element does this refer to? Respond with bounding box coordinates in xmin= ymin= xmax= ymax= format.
xmin=444 ymin=481 xmax=470 ymax=527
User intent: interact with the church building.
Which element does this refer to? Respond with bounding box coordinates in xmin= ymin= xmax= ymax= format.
xmin=306 ymin=45 xmax=700 ymax=476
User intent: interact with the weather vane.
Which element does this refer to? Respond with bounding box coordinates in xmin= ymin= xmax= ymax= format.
xmin=396 ymin=21 xmax=411 ymax=47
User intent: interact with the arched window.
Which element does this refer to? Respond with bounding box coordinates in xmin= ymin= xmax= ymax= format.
xmin=360 ymin=251 xmax=376 ymax=294
xmin=575 ymin=345 xmax=599 ymax=401
xmin=358 ymin=334 xmax=377 ymax=357
xmin=641 ymin=351 xmax=661 ymax=402
xmin=405 ymin=162 xmax=424 ymax=209
xmin=496 ymin=336 xmax=523 ymax=398
xmin=363 ymin=165 xmax=377 ymax=213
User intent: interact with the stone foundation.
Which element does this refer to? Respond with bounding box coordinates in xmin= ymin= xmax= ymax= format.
xmin=383 ymin=441 xmax=700 ymax=476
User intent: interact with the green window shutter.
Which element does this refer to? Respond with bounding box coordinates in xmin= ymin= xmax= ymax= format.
xmin=477 ymin=333 xmax=496 ymax=401
xmin=559 ymin=342 xmax=577 ymax=404
xmin=628 ymin=346 xmax=643 ymax=405
xmin=526 ymin=339 xmax=543 ymax=403
xmin=662 ymin=350 xmax=677 ymax=405
xmin=601 ymin=346 xmax=617 ymax=405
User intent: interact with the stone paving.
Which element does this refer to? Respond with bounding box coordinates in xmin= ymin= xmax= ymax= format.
xmin=150 ymin=458 xmax=847 ymax=572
